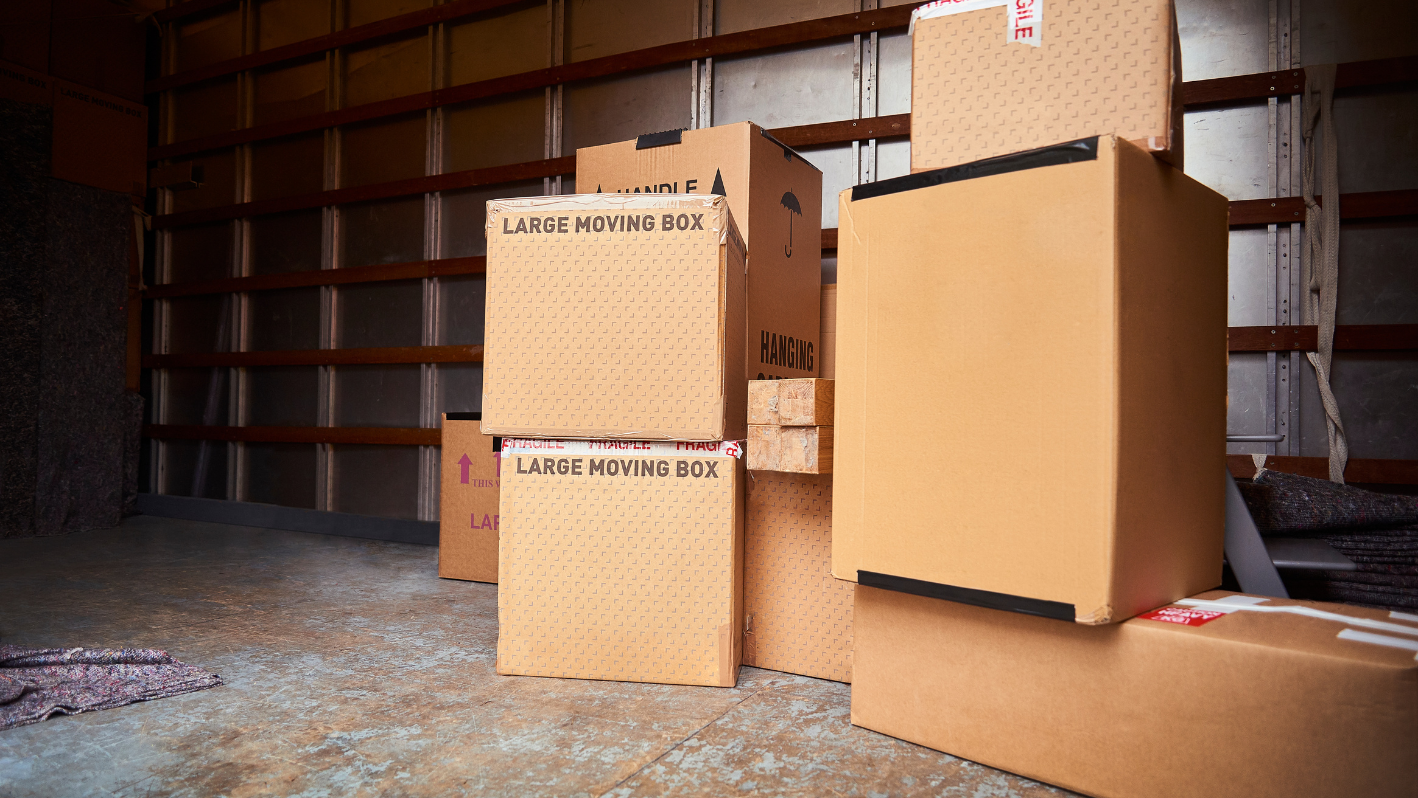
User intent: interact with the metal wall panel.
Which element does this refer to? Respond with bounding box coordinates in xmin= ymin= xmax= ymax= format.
xmin=1336 ymin=221 xmax=1418 ymax=325
xmin=250 ymin=134 xmax=326 ymax=202
xmin=444 ymin=93 xmax=546 ymax=173
xmin=246 ymin=366 xmax=320 ymax=426
xmin=168 ymin=222 xmax=235 ymax=284
xmin=175 ymin=8 xmax=244 ymax=73
xmin=166 ymin=296 xmax=227 ymax=354
xmin=875 ymin=138 xmax=910 ymax=181
xmin=798 ymin=144 xmax=853 ymax=228
xmin=249 ymin=287 xmax=322 ymax=350
xmin=256 ymin=0 xmax=331 ymax=52
xmin=344 ymin=33 xmax=430 ymax=108
xmin=250 ymin=210 xmax=324 ymax=274
xmin=438 ymin=275 xmax=485 ymax=345
xmin=164 ymin=367 xmax=230 ymax=426
xmin=440 ymin=180 xmax=544 ymax=257
xmin=164 ymin=439 xmax=230 ymax=498
xmin=254 ymin=58 xmax=328 ymax=127
xmin=566 ymin=0 xmax=696 ymax=61
xmin=338 ymin=280 xmax=424 ymax=347
xmin=1176 ymin=0 xmax=1269 ymax=81
xmin=1332 ymin=91 xmax=1418 ymax=194
xmin=333 ymin=444 xmax=420 ymax=518
xmin=335 ymin=365 xmax=422 ymax=426
xmin=713 ymin=43 xmax=855 ymax=128
xmin=436 ymin=363 xmax=483 ymax=414
xmin=715 ymin=0 xmax=853 ymax=34
xmin=342 ymin=114 xmax=428 ymax=187
xmin=1227 ymin=353 xmax=1271 ymax=453
xmin=244 ymin=443 xmax=319 ymax=508
xmin=340 ymin=197 xmax=425 ymax=266
xmin=563 ymin=68 xmax=693 ymax=153
xmin=1300 ymin=355 xmax=1418 ymax=460
xmin=1226 ymin=229 xmax=1273 ymax=326
xmin=172 ymin=79 xmax=240 ymax=143
xmin=1298 ymin=0 xmax=1418 ymax=65
xmin=877 ymin=30 xmax=910 ymax=116
xmin=1183 ymin=105 xmax=1271 ymax=201
xmin=446 ymin=4 xmax=549 ymax=85
xmin=169 ymin=149 xmax=239 ymax=213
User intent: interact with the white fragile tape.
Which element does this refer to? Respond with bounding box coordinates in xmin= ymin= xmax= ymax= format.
xmin=501 ymin=438 xmax=743 ymax=458
xmin=1337 ymin=629 xmax=1418 ymax=660
xmin=1176 ymin=597 xmax=1418 ymax=638
xmin=909 ymin=0 xmax=1043 ymax=47
xmin=1391 ymin=610 xmax=1418 ymax=624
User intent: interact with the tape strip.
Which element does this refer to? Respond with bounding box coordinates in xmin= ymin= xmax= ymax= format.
xmin=909 ymin=0 xmax=1042 ymax=47
xmin=1391 ymin=610 xmax=1418 ymax=624
xmin=502 ymin=438 xmax=743 ymax=458
xmin=1337 ymin=628 xmax=1418 ymax=659
xmin=1177 ymin=598 xmax=1418 ymax=638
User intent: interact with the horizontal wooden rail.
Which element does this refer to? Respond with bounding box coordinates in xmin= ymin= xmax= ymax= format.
xmin=1228 ymin=190 xmax=1418 ymax=227
xmin=1183 ymin=55 xmax=1418 ymax=106
xmin=145 ymin=256 xmax=486 ymax=299
xmin=143 ymin=345 xmax=482 ymax=369
xmin=1228 ymin=455 xmax=1418 ymax=486
xmin=149 ymin=0 xmax=531 ymax=93
xmin=154 ymin=0 xmax=235 ymax=25
xmin=150 ymin=4 xmax=924 ymax=162
xmin=1228 ymin=325 xmax=1418 ymax=352
xmin=145 ymin=424 xmax=441 ymax=445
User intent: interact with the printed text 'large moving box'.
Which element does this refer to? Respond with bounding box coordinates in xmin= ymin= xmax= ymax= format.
xmin=578 ymin=122 xmax=822 ymax=382
xmin=853 ymin=588 xmax=1418 ymax=798
xmin=497 ymin=438 xmax=745 ymax=687
xmin=833 ymin=136 xmax=1229 ymax=624
xmin=482 ymin=194 xmax=747 ymax=441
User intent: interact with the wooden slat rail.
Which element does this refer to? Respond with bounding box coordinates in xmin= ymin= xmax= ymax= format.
xmin=1227 ymin=455 xmax=1418 ymax=486
xmin=1228 ymin=325 xmax=1418 ymax=352
xmin=153 ymin=0 xmax=236 ymax=25
xmin=145 ymin=424 xmax=441 ymax=445
xmin=145 ymin=256 xmax=486 ymax=299
xmin=143 ymin=345 xmax=482 ymax=369
xmin=148 ymin=0 xmax=532 ymax=93
xmin=1183 ymin=55 xmax=1418 ymax=107
xmin=149 ymin=4 xmax=926 ymax=162
xmin=1228 ymin=189 xmax=1418 ymax=227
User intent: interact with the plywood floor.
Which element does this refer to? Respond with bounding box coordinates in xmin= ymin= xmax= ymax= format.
xmin=0 ymin=515 xmax=1072 ymax=797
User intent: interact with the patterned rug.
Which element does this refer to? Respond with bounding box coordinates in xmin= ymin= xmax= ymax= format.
xmin=0 ymin=646 xmax=222 ymax=731
xmin=1240 ymin=471 xmax=1418 ymax=611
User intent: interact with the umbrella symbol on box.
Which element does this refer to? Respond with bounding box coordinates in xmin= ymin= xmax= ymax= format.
xmin=781 ymin=190 xmax=801 ymax=257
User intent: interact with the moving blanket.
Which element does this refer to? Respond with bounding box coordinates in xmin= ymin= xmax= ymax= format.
xmin=0 ymin=645 xmax=222 ymax=730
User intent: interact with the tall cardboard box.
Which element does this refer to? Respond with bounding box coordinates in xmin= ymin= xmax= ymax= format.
xmin=853 ymin=587 xmax=1418 ymax=798
xmin=497 ymin=438 xmax=745 ymax=686
xmin=577 ymin=122 xmax=823 ymax=381
xmin=481 ymin=194 xmax=747 ymax=441
xmin=910 ymin=0 xmax=1183 ymax=172
xmin=438 ymin=413 xmax=501 ymax=583
xmin=833 ymin=136 xmax=1228 ymax=624
xmin=744 ymin=471 xmax=853 ymax=682
xmin=819 ymin=284 xmax=837 ymax=380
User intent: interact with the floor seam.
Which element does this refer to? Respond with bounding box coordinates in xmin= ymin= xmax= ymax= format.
xmin=593 ymin=686 xmax=769 ymax=798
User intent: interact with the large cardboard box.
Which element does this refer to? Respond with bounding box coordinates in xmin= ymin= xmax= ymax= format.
xmin=910 ymin=0 xmax=1183 ymax=173
xmin=481 ymin=194 xmax=747 ymax=441
xmin=577 ymin=122 xmax=823 ymax=382
xmin=496 ymin=438 xmax=745 ymax=686
xmin=833 ymin=136 xmax=1228 ymax=624
xmin=438 ymin=413 xmax=501 ymax=583
xmin=744 ymin=471 xmax=853 ymax=682
xmin=853 ymin=587 xmax=1418 ymax=798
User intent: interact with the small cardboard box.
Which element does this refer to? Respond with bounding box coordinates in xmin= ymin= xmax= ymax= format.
xmin=744 ymin=471 xmax=852 ymax=682
xmin=910 ymin=0 xmax=1183 ymax=173
xmin=437 ymin=413 xmax=501 ymax=583
xmin=481 ymin=194 xmax=747 ymax=441
xmin=852 ymin=587 xmax=1418 ymax=798
xmin=496 ymin=438 xmax=745 ymax=687
xmin=577 ymin=122 xmax=823 ymax=382
xmin=833 ymin=135 xmax=1228 ymax=624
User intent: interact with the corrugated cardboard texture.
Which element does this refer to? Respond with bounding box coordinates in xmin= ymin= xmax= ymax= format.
xmin=911 ymin=1 xmax=1181 ymax=172
xmin=853 ymin=587 xmax=1418 ymax=798
xmin=577 ymin=122 xmax=823 ymax=382
xmin=745 ymin=472 xmax=852 ymax=682
xmin=437 ymin=416 xmax=500 ymax=583
xmin=497 ymin=440 xmax=744 ymax=687
xmin=481 ymin=194 xmax=747 ymax=441
xmin=820 ymin=285 xmax=837 ymax=380
xmin=833 ymin=136 xmax=1228 ymax=624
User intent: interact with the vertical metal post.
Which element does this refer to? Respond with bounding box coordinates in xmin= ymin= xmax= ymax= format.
xmin=152 ymin=16 xmax=178 ymax=495
xmin=1268 ymin=0 xmax=1303 ymax=457
xmin=692 ymin=0 xmax=714 ymax=130
xmin=544 ymin=0 xmax=564 ymax=193
xmin=419 ymin=17 xmax=445 ymax=522
xmin=317 ymin=0 xmax=344 ymax=512
xmin=231 ymin=0 xmax=255 ymax=500
xmin=853 ymin=0 xmax=879 ymax=185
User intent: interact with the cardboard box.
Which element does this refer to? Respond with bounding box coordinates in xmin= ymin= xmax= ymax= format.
xmin=744 ymin=471 xmax=852 ymax=682
xmin=577 ymin=122 xmax=823 ymax=382
xmin=748 ymin=378 xmax=834 ymax=426
xmin=496 ymin=438 xmax=745 ymax=686
xmin=833 ymin=135 xmax=1228 ymax=624
xmin=481 ymin=194 xmax=747 ymax=441
xmin=852 ymin=587 xmax=1418 ymax=798
xmin=438 ymin=413 xmax=501 ymax=583
xmin=747 ymin=425 xmax=833 ymax=474
xmin=820 ymin=284 xmax=837 ymax=380
xmin=910 ymin=0 xmax=1183 ymax=173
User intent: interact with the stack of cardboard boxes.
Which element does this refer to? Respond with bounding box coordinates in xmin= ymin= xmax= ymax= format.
xmin=434 ymin=0 xmax=1416 ymax=790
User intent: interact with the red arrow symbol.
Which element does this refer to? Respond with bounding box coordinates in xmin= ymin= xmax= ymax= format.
xmin=458 ymin=453 xmax=472 ymax=484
